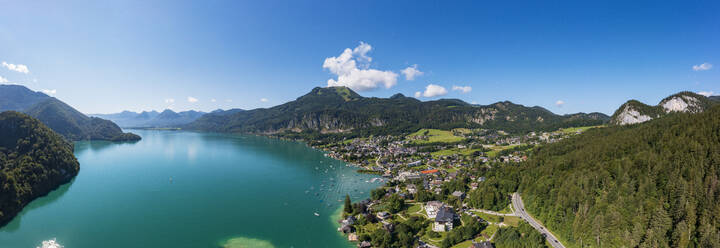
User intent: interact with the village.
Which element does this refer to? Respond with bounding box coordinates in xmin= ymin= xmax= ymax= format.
xmin=315 ymin=127 xmax=598 ymax=248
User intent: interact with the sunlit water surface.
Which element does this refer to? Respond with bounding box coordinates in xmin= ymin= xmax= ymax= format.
xmin=0 ymin=130 xmax=381 ymax=248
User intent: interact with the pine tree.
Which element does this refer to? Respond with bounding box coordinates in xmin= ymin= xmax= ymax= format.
xmin=344 ymin=194 xmax=352 ymax=214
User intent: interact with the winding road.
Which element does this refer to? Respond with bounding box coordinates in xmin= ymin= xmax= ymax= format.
xmin=512 ymin=193 xmax=566 ymax=248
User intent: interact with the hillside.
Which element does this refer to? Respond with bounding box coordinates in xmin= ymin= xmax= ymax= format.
xmin=92 ymin=109 xmax=207 ymax=128
xmin=519 ymin=105 xmax=720 ymax=247
xmin=0 ymin=85 xmax=140 ymax=141
xmin=0 ymin=84 xmax=51 ymax=111
xmin=610 ymin=91 xmax=715 ymax=125
xmin=186 ymin=86 xmax=608 ymax=136
xmin=0 ymin=111 xmax=80 ymax=226
xmin=24 ymin=99 xmax=140 ymax=141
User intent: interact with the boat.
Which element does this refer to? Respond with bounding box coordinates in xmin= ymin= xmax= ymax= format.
xmin=314 ymin=212 xmax=320 ymax=216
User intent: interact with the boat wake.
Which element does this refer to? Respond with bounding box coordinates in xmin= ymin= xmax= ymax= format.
xmin=37 ymin=239 xmax=63 ymax=248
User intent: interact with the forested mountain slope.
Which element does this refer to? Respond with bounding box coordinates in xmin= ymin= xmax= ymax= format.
xmin=0 ymin=111 xmax=80 ymax=226
xmin=520 ymin=105 xmax=720 ymax=247
xmin=187 ymin=86 xmax=608 ymax=136
xmin=0 ymin=85 xmax=139 ymax=141
xmin=24 ymin=98 xmax=140 ymax=141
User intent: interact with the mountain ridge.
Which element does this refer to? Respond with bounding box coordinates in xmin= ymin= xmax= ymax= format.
xmin=610 ymin=91 xmax=716 ymax=125
xmin=186 ymin=86 xmax=610 ymax=136
xmin=92 ymin=109 xmax=209 ymax=128
xmin=0 ymin=84 xmax=140 ymax=141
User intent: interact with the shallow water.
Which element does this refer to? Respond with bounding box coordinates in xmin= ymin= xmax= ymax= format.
xmin=0 ymin=130 xmax=380 ymax=248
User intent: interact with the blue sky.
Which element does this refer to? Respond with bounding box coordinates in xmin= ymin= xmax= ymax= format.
xmin=0 ymin=0 xmax=718 ymax=114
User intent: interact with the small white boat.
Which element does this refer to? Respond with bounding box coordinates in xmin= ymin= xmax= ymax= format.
xmin=314 ymin=212 xmax=320 ymax=216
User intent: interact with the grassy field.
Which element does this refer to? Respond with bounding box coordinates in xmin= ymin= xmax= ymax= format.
xmin=480 ymin=224 xmax=499 ymax=240
xmin=503 ymin=216 xmax=521 ymax=227
xmin=407 ymin=129 xmax=465 ymax=144
xmin=420 ymin=226 xmax=447 ymax=247
xmin=470 ymin=211 xmax=502 ymax=223
xmin=484 ymin=144 xmax=521 ymax=157
xmin=452 ymin=128 xmax=473 ymax=134
xmin=431 ymin=147 xmax=484 ymax=157
xmin=557 ymin=125 xmax=604 ymax=134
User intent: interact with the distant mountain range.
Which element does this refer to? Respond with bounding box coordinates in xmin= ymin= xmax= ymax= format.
xmin=92 ymin=109 xmax=205 ymax=128
xmin=0 ymin=84 xmax=140 ymax=141
xmin=609 ymin=91 xmax=717 ymax=125
xmin=186 ymin=86 xmax=610 ymax=136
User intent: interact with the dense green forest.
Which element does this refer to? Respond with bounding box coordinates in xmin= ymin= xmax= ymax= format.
xmin=494 ymin=222 xmax=548 ymax=248
xmin=0 ymin=111 xmax=80 ymax=226
xmin=187 ymin=86 xmax=608 ymax=137
xmin=518 ymin=105 xmax=720 ymax=247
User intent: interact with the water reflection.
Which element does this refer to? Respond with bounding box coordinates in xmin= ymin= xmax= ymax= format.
xmin=0 ymin=178 xmax=76 ymax=232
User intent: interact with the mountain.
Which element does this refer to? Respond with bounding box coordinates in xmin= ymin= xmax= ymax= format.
xmin=708 ymin=95 xmax=720 ymax=102
xmin=186 ymin=86 xmax=608 ymax=136
xmin=0 ymin=111 xmax=80 ymax=226
xmin=92 ymin=109 xmax=207 ymax=128
xmin=0 ymin=84 xmax=51 ymax=111
xmin=610 ymin=91 xmax=715 ymax=125
xmin=0 ymin=84 xmax=140 ymax=141
xmin=518 ymin=104 xmax=720 ymax=247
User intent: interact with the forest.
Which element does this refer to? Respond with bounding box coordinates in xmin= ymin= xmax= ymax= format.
xmin=517 ymin=105 xmax=720 ymax=247
xmin=0 ymin=111 xmax=80 ymax=226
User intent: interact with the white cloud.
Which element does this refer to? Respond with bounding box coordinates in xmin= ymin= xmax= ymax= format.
xmin=211 ymin=98 xmax=217 ymax=102
xmin=2 ymin=62 xmax=29 ymax=74
xmin=323 ymin=42 xmax=398 ymax=91
xmin=164 ymin=98 xmax=175 ymax=103
xmin=260 ymin=98 xmax=268 ymax=102
xmin=401 ymin=64 xmax=424 ymax=81
xmin=414 ymin=91 xmax=421 ymax=98
xmin=698 ymin=91 xmax=716 ymax=97
xmin=693 ymin=63 xmax=712 ymax=71
xmin=41 ymin=89 xmax=57 ymax=95
xmin=452 ymin=85 xmax=472 ymax=93
xmin=225 ymin=99 xmax=232 ymax=103
xmin=353 ymin=41 xmax=372 ymax=65
xmin=187 ymin=96 xmax=198 ymax=103
xmin=0 ymin=76 xmax=7 ymax=83
xmin=420 ymin=84 xmax=448 ymax=98
xmin=555 ymin=100 xmax=565 ymax=107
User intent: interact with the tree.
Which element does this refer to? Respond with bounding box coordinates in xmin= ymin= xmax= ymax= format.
xmin=387 ymin=194 xmax=405 ymax=214
xmin=344 ymin=194 xmax=352 ymax=214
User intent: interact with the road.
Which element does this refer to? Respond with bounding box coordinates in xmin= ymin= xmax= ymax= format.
xmin=512 ymin=193 xmax=566 ymax=248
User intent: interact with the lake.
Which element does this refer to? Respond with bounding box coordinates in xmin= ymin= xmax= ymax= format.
xmin=0 ymin=130 xmax=382 ymax=248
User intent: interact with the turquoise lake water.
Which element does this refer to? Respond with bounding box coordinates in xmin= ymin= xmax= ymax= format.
xmin=0 ymin=130 xmax=382 ymax=248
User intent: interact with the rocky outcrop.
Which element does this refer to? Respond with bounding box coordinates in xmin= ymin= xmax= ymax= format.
xmin=611 ymin=103 xmax=655 ymax=125
xmin=610 ymin=92 xmax=715 ymax=125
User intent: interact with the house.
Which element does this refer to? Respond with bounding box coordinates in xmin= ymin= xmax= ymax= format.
xmin=338 ymin=224 xmax=355 ymax=234
xmin=342 ymin=215 xmax=357 ymax=225
xmin=425 ymin=201 xmax=444 ymax=218
xmin=408 ymin=160 xmax=422 ymax=167
xmin=382 ymin=221 xmax=394 ymax=232
xmin=348 ymin=233 xmax=358 ymax=241
xmin=398 ymin=171 xmax=421 ymax=181
xmin=358 ymin=241 xmax=372 ymax=248
xmin=471 ymin=241 xmax=494 ymax=248
xmin=452 ymin=191 xmax=466 ymax=199
xmin=433 ymin=207 xmax=456 ymax=232
xmin=407 ymin=184 xmax=417 ymax=194
xmin=377 ymin=211 xmax=391 ymax=220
